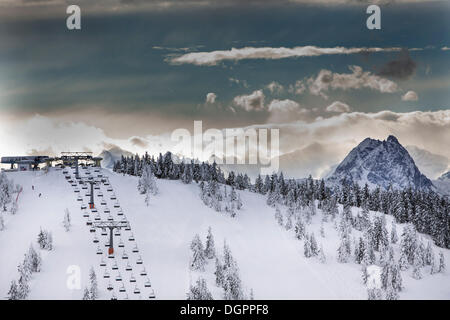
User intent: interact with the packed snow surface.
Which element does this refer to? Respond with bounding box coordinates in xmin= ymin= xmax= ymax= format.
xmin=0 ymin=168 xmax=449 ymax=299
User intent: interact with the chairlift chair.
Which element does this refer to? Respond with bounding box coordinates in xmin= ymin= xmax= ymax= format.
xmin=96 ymin=246 xmax=103 ymax=255
xmin=91 ymin=208 xmax=98 ymax=213
xmin=119 ymin=284 xmax=126 ymax=293
xmin=125 ymin=262 xmax=132 ymax=271
xmin=112 ymin=261 xmax=118 ymax=270
xmin=140 ymin=268 xmax=147 ymax=276
xmin=77 ymin=196 xmax=82 ymax=201
xmin=148 ymin=289 xmax=156 ymax=299
xmin=114 ymin=202 xmax=120 ymax=208
xmin=101 ymin=229 xmax=107 ymax=236
xmin=114 ymin=229 xmax=121 ymax=236
xmin=101 ymin=200 xmax=107 ymax=206
xmin=104 ymin=207 xmax=110 ymax=214
xmin=93 ymin=236 xmax=99 ymax=243
xmin=115 ymin=273 xmax=122 ymax=282
xmin=74 ymin=188 xmax=80 ymax=193
xmin=107 ymin=281 xmax=113 ymax=291
xmin=83 ymin=211 xmax=89 ymax=217
xmin=136 ymin=256 xmax=143 ymax=265
xmin=107 ymin=187 xmax=113 ymax=192
xmin=118 ymin=239 xmax=125 ymax=248
xmin=86 ymin=217 xmax=92 ymax=226
xmin=110 ymin=194 xmax=116 ymax=200
xmin=144 ymin=278 xmax=151 ymax=287
xmin=132 ymin=244 xmax=139 ymax=253
xmin=128 ymin=233 xmax=135 ymax=241
xmin=133 ymin=286 xmax=140 ymax=295
xmin=129 ymin=274 xmax=136 ymax=283
xmin=122 ymin=251 xmax=129 ymax=260
xmin=100 ymin=257 xmax=106 ymax=267
xmin=94 ymin=213 xmax=101 ymax=221
xmin=117 ymin=209 xmax=123 ymax=216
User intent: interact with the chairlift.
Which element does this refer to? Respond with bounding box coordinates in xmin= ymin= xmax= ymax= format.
xmin=117 ymin=209 xmax=123 ymax=216
xmin=82 ymin=185 xmax=88 ymax=190
xmin=93 ymin=236 xmax=99 ymax=243
xmin=111 ymin=292 xmax=117 ymax=300
xmin=101 ymin=200 xmax=107 ymax=206
xmin=114 ymin=229 xmax=121 ymax=236
xmin=100 ymin=257 xmax=106 ymax=267
xmin=114 ymin=202 xmax=120 ymax=208
xmin=129 ymin=274 xmax=136 ymax=283
xmin=122 ymin=251 xmax=129 ymax=260
xmin=140 ymin=268 xmax=147 ymax=276
xmin=128 ymin=233 xmax=135 ymax=241
xmin=74 ymin=188 xmax=80 ymax=193
xmin=77 ymin=196 xmax=82 ymax=201
xmin=107 ymin=281 xmax=113 ymax=291
xmin=104 ymin=207 xmax=110 ymax=214
xmin=90 ymin=227 xmax=96 ymax=233
xmin=118 ymin=239 xmax=125 ymax=248
xmin=148 ymin=289 xmax=156 ymax=299
xmin=107 ymin=187 xmax=113 ymax=192
xmin=91 ymin=208 xmax=98 ymax=213
xmin=101 ymin=228 xmax=107 ymax=236
xmin=94 ymin=213 xmax=101 ymax=221
xmin=83 ymin=211 xmax=89 ymax=218
xmin=115 ymin=273 xmax=122 ymax=282
xmin=110 ymin=194 xmax=116 ymax=200
xmin=136 ymin=256 xmax=143 ymax=265
xmin=96 ymin=246 xmax=103 ymax=255
xmin=132 ymin=244 xmax=139 ymax=253
xmin=119 ymin=284 xmax=126 ymax=293
xmin=97 ymin=191 xmax=103 ymax=197
xmin=133 ymin=286 xmax=140 ymax=295
xmin=86 ymin=217 xmax=92 ymax=226
xmin=112 ymin=261 xmax=118 ymax=270
xmin=94 ymin=185 xmax=100 ymax=190
xmin=71 ymin=183 xmax=77 ymax=187
xmin=144 ymin=278 xmax=151 ymax=287
xmin=104 ymin=241 xmax=110 ymax=247
xmin=125 ymin=226 xmax=131 ymax=231
xmin=125 ymin=262 xmax=132 ymax=271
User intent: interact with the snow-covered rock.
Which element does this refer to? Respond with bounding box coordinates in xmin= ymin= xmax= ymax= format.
xmin=98 ymin=147 xmax=133 ymax=169
xmin=327 ymin=135 xmax=433 ymax=190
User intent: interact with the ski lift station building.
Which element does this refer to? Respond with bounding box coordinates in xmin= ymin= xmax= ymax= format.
xmin=1 ymin=156 xmax=51 ymax=171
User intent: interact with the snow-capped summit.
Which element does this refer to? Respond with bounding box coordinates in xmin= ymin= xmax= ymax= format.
xmin=438 ymin=171 xmax=450 ymax=181
xmin=327 ymin=135 xmax=433 ymax=190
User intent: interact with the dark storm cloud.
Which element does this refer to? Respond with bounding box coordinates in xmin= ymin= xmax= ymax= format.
xmin=378 ymin=49 xmax=417 ymax=80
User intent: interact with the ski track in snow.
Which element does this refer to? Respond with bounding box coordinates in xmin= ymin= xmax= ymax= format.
xmin=0 ymin=168 xmax=449 ymax=299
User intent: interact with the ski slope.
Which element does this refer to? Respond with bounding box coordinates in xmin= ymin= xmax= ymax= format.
xmin=0 ymin=168 xmax=449 ymax=299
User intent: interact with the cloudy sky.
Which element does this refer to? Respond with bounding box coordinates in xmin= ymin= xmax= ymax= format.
xmin=0 ymin=0 xmax=449 ymax=178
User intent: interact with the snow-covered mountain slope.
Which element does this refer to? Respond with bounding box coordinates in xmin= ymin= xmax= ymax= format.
xmin=405 ymin=146 xmax=449 ymax=180
xmin=98 ymin=147 xmax=134 ymax=169
xmin=433 ymin=171 xmax=450 ymax=196
xmin=327 ymin=135 xmax=433 ymax=190
xmin=1 ymin=168 xmax=449 ymax=300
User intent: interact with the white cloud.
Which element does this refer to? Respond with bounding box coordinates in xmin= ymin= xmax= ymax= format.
xmin=169 ymin=46 xmax=402 ymax=66
xmin=288 ymin=80 xmax=306 ymax=95
xmin=233 ymin=90 xmax=265 ymax=111
xmin=401 ymin=90 xmax=418 ymax=101
xmin=205 ymin=92 xmax=217 ymax=104
xmin=442 ymin=46 xmax=450 ymax=51
xmin=268 ymin=99 xmax=300 ymax=112
xmin=308 ymin=65 xmax=399 ymax=99
xmin=326 ymin=101 xmax=351 ymax=113
xmin=229 ymin=77 xmax=249 ymax=88
xmin=266 ymin=81 xmax=284 ymax=94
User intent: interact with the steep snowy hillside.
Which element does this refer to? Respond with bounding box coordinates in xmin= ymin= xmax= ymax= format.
xmin=327 ymin=136 xmax=433 ymax=190
xmin=405 ymin=146 xmax=449 ymax=180
xmin=433 ymin=171 xmax=450 ymax=196
xmin=0 ymin=168 xmax=448 ymax=300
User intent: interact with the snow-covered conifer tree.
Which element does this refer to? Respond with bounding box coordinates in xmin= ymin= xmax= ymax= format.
xmin=204 ymin=227 xmax=216 ymax=259
xmin=63 ymin=208 xmax=71 ymax=232
xmin=89 ymin=267 xmax=98 ymax=300
xmin=438 ymin=251 xmax=446 ymax=273
xmin=190 ymin=234 xmax=206 ymax=271
xmin=187 ymin=277 xmax=213 ymax=300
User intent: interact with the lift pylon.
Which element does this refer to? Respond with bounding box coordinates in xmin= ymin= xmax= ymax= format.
xmin=92 ymin=220 xmax=130 ymax=255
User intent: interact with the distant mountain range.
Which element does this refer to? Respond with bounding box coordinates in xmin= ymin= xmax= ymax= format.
xmin=326 ymin=135 xmax=433 ymax=190
xmin=98 ymin=135 xmax=450 ymax=193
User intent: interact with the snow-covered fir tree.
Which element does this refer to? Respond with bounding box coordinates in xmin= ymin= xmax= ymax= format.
xmin=204 ymin=227 xmax=216 ymax=259
xmin=187 ymin=277 xmax=213 ymax=300
xmin=89 ymin=267 xmax=98 ymax=300
xmin=190 ymin=234 xmax=206 ymax=271
xmin=63 ymin=208 xmax=71 ymax=232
